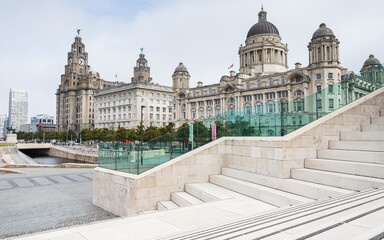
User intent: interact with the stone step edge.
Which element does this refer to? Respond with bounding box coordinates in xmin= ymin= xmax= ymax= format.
xmin=221 ymin=167 xmax=351 ymax=198
xmin=292 ymin=168 xmax=384 ymax=185
xmin=185 ymin=183 xmax=229 ymax=201
xmin=210 ymin=174 xmax=313 ymax=203
xmin=305 ymin=158 xmax=384 ymax=179
xmin=171 ymin=192 xmax=204 ymax=206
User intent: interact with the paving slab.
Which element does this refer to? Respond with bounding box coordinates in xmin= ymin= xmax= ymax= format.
xmin=0 ymin=168 xmax=116 ymax=239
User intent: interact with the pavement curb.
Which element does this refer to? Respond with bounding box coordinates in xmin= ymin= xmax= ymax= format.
xmin=0 ymin=168 xmax=25 ymax=174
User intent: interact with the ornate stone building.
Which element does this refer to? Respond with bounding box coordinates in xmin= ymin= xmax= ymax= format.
xmin=94 ymin=52 xmax=176 ymax=129
xmin=90 ymin=8 xmax=381 ymax=133
xmin=56 ymin=34 xmax=119 ymax=132
xmin=175 ymin=8 xmax=348 ymax=129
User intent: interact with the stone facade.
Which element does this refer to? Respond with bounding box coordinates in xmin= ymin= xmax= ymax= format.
xmin=94 ymin=53 xmax=177 ymax=129
xmin=92 ymin=8 xmax=381 ymax=131
xmin=56 ymin=34 xmax=120 ymax=132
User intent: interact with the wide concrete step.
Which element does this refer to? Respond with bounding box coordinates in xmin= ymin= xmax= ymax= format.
xmin=222 ymin=168 xmax=351 ymax=200
xmin=291 ymin=168 xmax=384 ymax=191
xmin=137 ymin=210 xmax=158 ymax=215
xmin=341 ymin=131 xmax=384 ymax=141
xmin=362 ymin=123 xmax=384 ymax=132
xmin=372 ymin=117 xmax=384 ymax=124
xmin=318 ymin=149 xmax=384 ymax=164
xmin=209 ymin=175 xmax=313 ymax=207
xmin=185 ymin=183 xmax=234 ymax=202
xmin=329 ymin=140 xmax=384 ymax=152
xmin=171 ymin=192 xmax=204 ymax=207
xmin=157 ymin=200 xmax=179 ymax=211
xmin=161 ymin=188 xmax=384 ymax=240
xmin=306 ymin=158 xmax=384 ymax=179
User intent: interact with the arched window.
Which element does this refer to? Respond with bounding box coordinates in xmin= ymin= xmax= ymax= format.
xmin=269 ymin=78 xmax=273 ymax=86
xmin=295 ymin=90 xmax=304 ymax=96
xmin=280 ymin=77 xmax=285 ymax=85
xmin=257 ymin=81 xmax=261 ymax=88
xmin=295 ymin=76 xmax=302 ymax=82
xmin=246 ymin=82 xmax=250 ymax=89
xmin=180 ymin=78 xmax=182 ymax=88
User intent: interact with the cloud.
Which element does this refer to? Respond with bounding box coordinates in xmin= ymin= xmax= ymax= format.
xmin=0 ymin=0 xmax=383 ymax=121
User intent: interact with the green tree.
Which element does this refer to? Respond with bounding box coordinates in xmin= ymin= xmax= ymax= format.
xmin=215 ymin=120 xmax=227 ymax=138
xmin=126 ymin=129 xmax=137 ymax=141
xmin=80 ymin=129 xmax=93 ymax=141
xmin=144 ymin=126 xmax=161 ymax=141
xmin=115 ymin=127 xmax=128 ymax=142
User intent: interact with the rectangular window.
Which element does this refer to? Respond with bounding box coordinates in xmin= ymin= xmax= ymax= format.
xmin=316 ymin=74 xmax=321 ymax=80
xmin=328 ymin=73 xmax=333 ymax=79
xmin=329 ymin=99 xmax=334 ymax=109
xmin=328 ymin=85 xmax=334 ymax=93
xmin=317 ymin=85 xmax=321 ymax=92
xmin=317 ymin=99 xmax=322 ymax=109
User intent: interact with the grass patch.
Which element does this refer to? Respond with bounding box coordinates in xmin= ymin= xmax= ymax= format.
xmin=0 ymin=143 xmax=16 ymax=147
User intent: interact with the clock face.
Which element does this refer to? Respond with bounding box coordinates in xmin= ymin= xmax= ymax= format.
xmin=78 ymin=57 xmax=85 ymax=66
xmin=68 ymin=57 xmax=73 ymax=65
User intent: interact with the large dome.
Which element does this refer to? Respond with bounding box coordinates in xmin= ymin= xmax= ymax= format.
xmin=312 ymin=23 xmax=334 ymax=39
xmin=363 ymin=54 xmax=381 ymax=67
xmin=247 ymin=8 xmax=280 ymax=38
xmin=174 ymin=62 xmax=188 ymax=72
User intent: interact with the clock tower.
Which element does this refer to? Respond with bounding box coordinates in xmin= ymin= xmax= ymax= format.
xmin=56 ymin=32 xmax=119 ymax=132
xmin=131 ymin=51 xmax=152 ymax=83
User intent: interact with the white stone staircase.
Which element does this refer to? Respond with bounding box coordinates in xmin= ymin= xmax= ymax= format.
xmin=153 ymin=114 xmax=384 ymax=215
xmin=160 ymin=187 xmax=384 ymax=240
xmin=291 ymin=115 xmax=384 ymax=192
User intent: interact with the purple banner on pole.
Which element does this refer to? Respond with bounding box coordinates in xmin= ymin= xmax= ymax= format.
xmin=211 ymin=124 xmax=216 ymax=141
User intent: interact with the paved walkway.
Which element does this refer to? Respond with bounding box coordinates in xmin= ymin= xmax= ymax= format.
xmin=0 ymin=168 xmax=116 ymax=239
xmin=15 ymin=193 xmax=275 ymax=240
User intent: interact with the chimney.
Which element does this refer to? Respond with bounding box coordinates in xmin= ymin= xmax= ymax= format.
xmin=197 ymin=81 xmax=203 ymax=87
xmin=230 ymin=70 xmax=236 ymax=77
xmin=295 ymin=62 xmax=302 ymax=69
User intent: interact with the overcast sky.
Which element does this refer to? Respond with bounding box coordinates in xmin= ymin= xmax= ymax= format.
xmin=0 ymin=0 xmax=383 ymax=122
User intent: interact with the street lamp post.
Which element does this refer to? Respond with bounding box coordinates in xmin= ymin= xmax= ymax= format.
xmin=66 ymin=125 xmax=69 ymax=145
xmin=137 ymin=105 xmax=146 ymax=174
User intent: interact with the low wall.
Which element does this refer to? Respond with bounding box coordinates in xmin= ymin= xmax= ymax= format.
xmin=48 ymin=147 xmax=97 ymax=164
xmin=93 ymin=87 xmax=384 ymax=216
xmin=93 ymin=138 xmax=225 ymax=217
